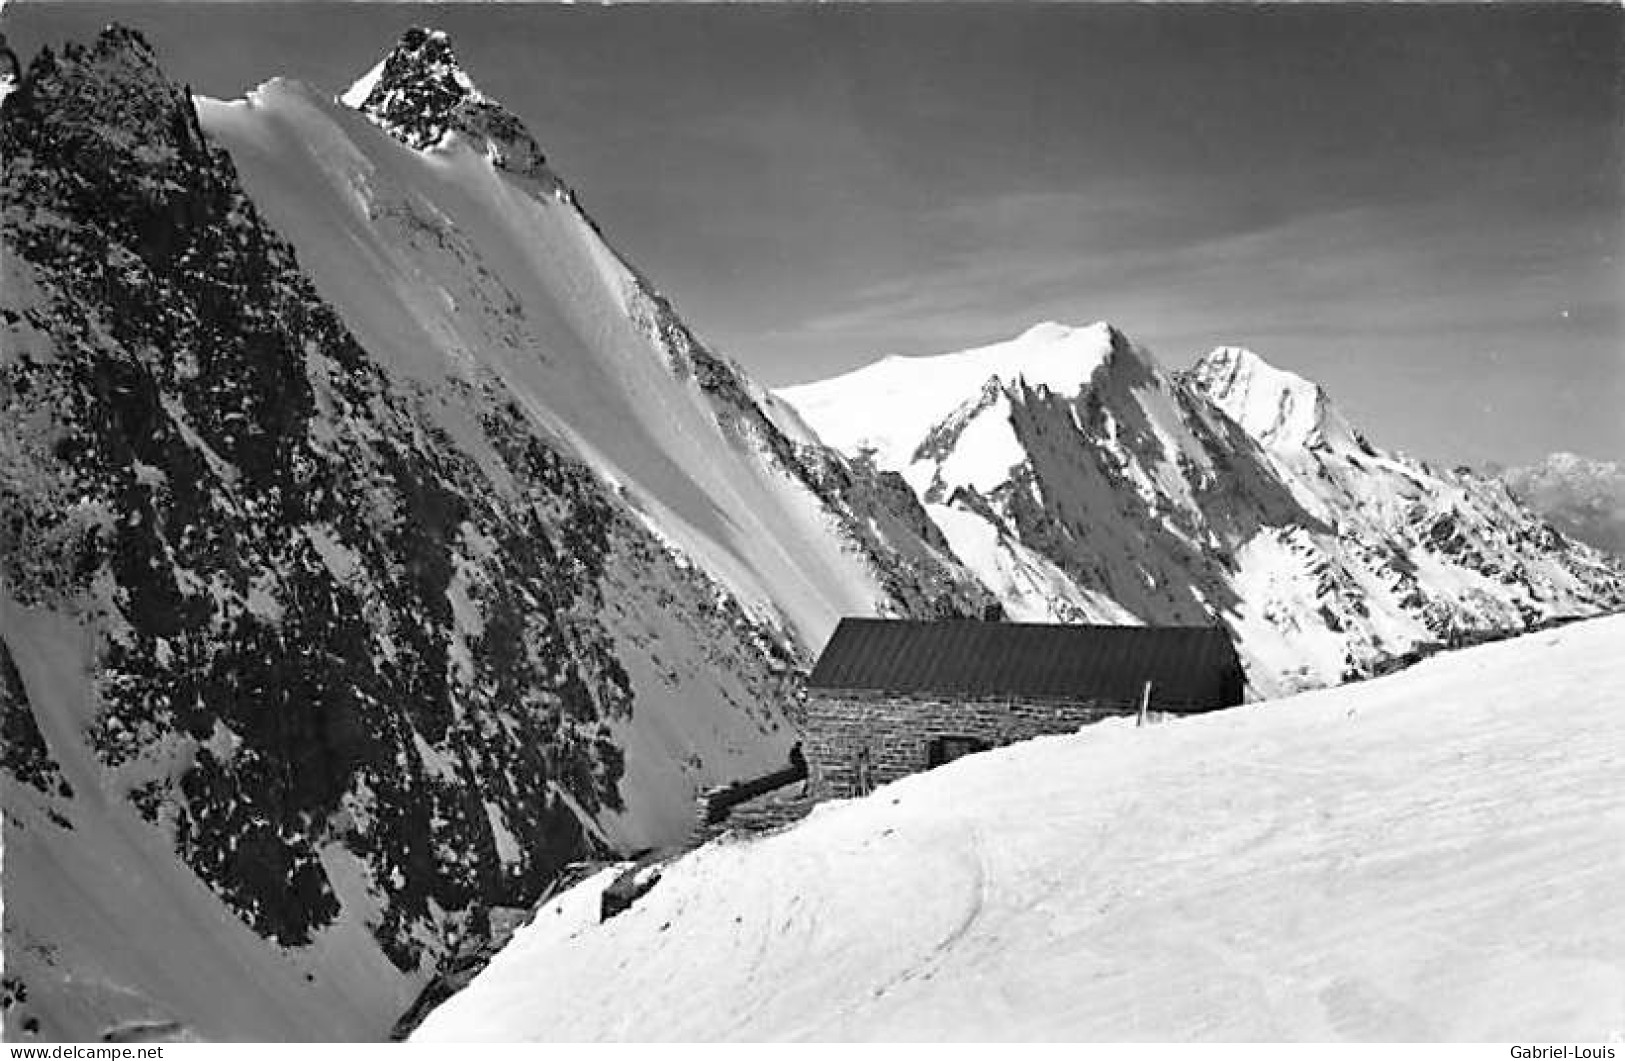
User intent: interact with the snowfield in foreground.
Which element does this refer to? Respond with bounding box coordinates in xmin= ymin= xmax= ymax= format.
xmin=416 ymin=614 xmax=1625 ymax=1041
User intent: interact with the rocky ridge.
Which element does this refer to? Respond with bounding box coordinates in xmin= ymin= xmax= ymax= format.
xmin=0 ymin=25 xmax=985 ymax=1041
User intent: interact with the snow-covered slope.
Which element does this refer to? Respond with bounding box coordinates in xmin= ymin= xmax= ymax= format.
xmin=1502 ymin=452 xmax=1625 ymax=557
xmin=0 ymin=25 xmax=984 ymax=1042
xmin=415 ymin=613 xmax=1625 ymax=1041
xmin=781 ymin=326 xmax=1625 ymax=693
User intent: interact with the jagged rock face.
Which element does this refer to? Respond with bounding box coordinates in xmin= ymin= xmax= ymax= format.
xmin=781 ymin=326 xmax=1625 ymax=694
xmin=3 ymin=20 xmax=632 ymax=963
xmin=343 ymin=27 xmax=546 ymax=177
xmin=1502 ymin=453 xmax=1625 ymax=557
xmin=2 ymin=24 xmax=992 ymax=1041
xmin=0 ymin=25 xmax=816 ymax=1041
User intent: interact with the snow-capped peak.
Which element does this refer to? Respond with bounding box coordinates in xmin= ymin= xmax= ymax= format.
xmin=1188 ymin=345 xmax=1357 ymax=454
xmin=778 ymin=319 xmax=1127 ymax=469
xmin=1017 ymin=319 xmax=1077 ymax=343
xmin=342 ymin=27 xmax=484 ymax=122
xmin=340 ymin=26 xmax=546 ymax=176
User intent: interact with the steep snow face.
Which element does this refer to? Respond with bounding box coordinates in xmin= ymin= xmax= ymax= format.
xmin=780 ymin=324 xmax=1625 ymax=694
xmin=1503 ymin=452 xmax=1625 ymax=556
xmin=414 ymin=614 xmax=1625 ymax=1041
xmin=197 ymin=30 xmax=987 ymax=651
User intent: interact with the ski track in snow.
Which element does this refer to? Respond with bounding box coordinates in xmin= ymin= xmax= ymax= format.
xmin=415 ymin=614 xmax=1625 ymax=1041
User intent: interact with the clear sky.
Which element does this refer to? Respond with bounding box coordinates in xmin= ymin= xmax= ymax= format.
xmin=5 ymin=2 xmax=1621 ymax=467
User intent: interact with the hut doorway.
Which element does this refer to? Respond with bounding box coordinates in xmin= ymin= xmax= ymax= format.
xmin=927 ymin=735 xmax=989 ymax=769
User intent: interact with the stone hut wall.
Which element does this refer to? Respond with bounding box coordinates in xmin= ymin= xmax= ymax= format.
xmin=803 ymin=690 xmax=1158 ymax=799
xmin=689 ymin=685 xmax=1226 ymax=842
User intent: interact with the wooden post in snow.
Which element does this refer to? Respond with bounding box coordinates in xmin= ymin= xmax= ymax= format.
xmin=1137 ymin=680 xmax=1153 ymax=727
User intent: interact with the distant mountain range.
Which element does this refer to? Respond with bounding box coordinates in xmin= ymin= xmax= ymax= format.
xmin=1500 ymin=452 xmax=1625 ymax=557
xmin=780 ymin=327 xmax=1623 ymax=696
xmin=2 ymin=24 xmax=1620 ymax=1043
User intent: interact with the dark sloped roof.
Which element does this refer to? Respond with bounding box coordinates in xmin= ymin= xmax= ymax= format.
xmin=807 ymin=619 xmax=1243 ymax=708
